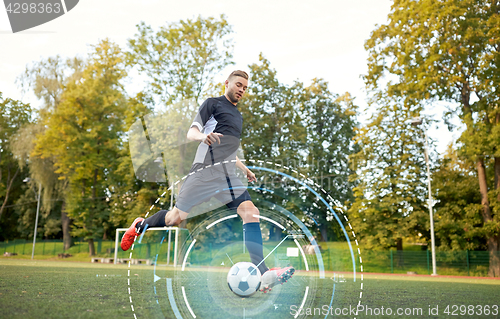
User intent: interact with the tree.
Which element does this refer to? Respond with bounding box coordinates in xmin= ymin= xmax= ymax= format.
xmin=301 ymin=81 xmax=359 ymax=242
xmin=11 ymin=123 xmax=65 ymax=241
xmin=16 ymin=55 xmax=84 ymax=249
xmin=127 ymin=14 xmax=234 ymax=176
xmin=364 ymin=0 xmax=500 ymax=276
xmin=348 ymin=98 xmax=429 ymax=252
xmin=240 ymin=55 xmax=358 ymax=242
xmin=108 ymin=93 xmax=169 ymax=230
xmin=0 ymin=93 xmax=32 ymax=224
xmin=0 ymin=94 xmax=33 ymax=242
xmin=115 ymin=16 xmax=236 ymax=228
xmin=240 ymin=54 xmax=307 ymax=163
xmin=34 ymin=39 xmax=128 ymax=256
xmin=433 ymin=144 xmax=485 ymax=250
xmin=127 ymin=14 xmax=234 ymax=105
xmin=18 ymin=55 xmax=84 ymax=112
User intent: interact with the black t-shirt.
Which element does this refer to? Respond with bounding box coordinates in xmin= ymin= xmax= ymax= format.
xmin=191 ymin=96 xmax=243 ymax=166
xmin=191 ymin=95 xmax=243 ymax=138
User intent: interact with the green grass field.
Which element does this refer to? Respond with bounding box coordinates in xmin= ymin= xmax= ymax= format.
xmin=1 ymin=258 xmax=500 ymax=318
xmin=2 ymin=239 xmax=490 ymax=277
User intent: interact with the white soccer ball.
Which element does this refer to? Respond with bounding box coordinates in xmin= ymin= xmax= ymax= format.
xmin=227 ymin=262 xmax=261 ymax=297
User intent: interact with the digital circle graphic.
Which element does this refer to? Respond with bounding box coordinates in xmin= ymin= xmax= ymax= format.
xmin=125 ymin=159 xmax=364 ymax=318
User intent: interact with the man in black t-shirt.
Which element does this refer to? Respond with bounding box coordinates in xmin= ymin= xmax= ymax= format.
xmin=121 ymin=70 xmax=294 ymax=293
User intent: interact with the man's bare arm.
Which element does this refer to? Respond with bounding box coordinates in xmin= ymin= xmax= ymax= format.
xmin=236 ymin=156 xmax=256 ymax=182
xmin=235 ymin=155 xmax=247 ymax=171
xmin=187 ymin=126 xmax=223 ymax=145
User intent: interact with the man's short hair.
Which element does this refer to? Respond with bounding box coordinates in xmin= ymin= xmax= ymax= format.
xmin=227 ymin=70 xmax=249 ymax=81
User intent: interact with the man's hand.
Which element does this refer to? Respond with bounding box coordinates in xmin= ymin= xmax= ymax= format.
xmin=203 ymin=132 xmax=223 ymax=146
xmin=246 ymin=169 xmax=257 ymax=183
xmin=187 ymin=126 xmax=223 ymax=145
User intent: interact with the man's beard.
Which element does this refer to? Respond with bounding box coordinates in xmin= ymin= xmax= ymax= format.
xmin=227 ymin=91 xmax=239 ymax=104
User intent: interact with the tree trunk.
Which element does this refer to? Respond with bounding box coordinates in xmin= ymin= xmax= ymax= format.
xmin=488 ymin=235 xmax=500 ymax=277
xmin=476 ymin=157 xmax=492 ymax=220
xmin=0 ymin=167 xmax=19 ymax=220
xmin=86 ymin=169 xmax=98 ymax=257
xmin=88 ymin=238 xmax=95 ymax=256
xmin=319 ymin=224 xmax=328 ymax=242
xmin=396 ymin=238 xmax=403 ymax=250
xmin=495 ymin=157 xmax=500 ymax=201
xmin=491 ymin=157 xmax=500 ymax=277
xmin=61 ymin=202 xmax=72 ymax=250
xmin=496 ymin=107 xmax=500 ymax=196
xmin=476 ymin=158 xmax=499 ymax=277
xmin=396 ymin=238 xmax=404 ymax=267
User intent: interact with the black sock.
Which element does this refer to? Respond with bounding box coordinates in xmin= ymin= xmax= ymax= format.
xmin=243 ymin=222 xmax=269 ymax=274
xmin=136 ymin=210 xmax=167 ymax=233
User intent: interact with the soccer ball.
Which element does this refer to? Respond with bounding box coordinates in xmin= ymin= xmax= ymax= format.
xmin=227 ymin=262 xmax=261 ymax=297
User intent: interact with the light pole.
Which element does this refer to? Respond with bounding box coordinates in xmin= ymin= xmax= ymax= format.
xmin=23 ymin=177 xmax=41 ymax=260
xmin=411 ymin=117 xmax=438 ymax=276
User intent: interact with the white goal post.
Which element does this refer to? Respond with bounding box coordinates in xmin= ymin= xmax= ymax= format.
xmin=114 ymin=226 xmax=184 ymax=266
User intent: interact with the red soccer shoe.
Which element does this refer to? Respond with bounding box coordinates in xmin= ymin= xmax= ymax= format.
xmin=120 ymin=217 xmax=144 ymax=251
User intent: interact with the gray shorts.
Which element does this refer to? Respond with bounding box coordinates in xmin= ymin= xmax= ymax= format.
xmin=175 ymin=163 xmax=251 ymax=214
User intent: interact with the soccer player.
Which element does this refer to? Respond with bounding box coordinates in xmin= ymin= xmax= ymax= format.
xmin=121 ymin=70 xmax=294 ymax=293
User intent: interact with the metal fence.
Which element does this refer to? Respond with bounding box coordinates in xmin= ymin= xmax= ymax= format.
xmin=327 ymin=249 xmax=493 ymax=277
xmin=0 ymin=238 xmax=178 ymax=261
xmin=0 ymin=239 xmax=116 ymax=256
xmin=0 ymin=239 xmax=495 ymax=277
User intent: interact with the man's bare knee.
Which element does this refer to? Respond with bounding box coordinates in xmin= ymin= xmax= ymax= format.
xmin=237 ymin=201 xmax=259 ymax=223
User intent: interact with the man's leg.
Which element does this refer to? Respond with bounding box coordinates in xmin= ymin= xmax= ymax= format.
xmin=136 ymin=207 xmax=185 ymax=233
xmin=237 ymin=201 xmax=269 ymax=275
xmin=120 ymin=207 xmax=186 ymax=251
xmin=237 ymin=200 xmax=295 ymax=293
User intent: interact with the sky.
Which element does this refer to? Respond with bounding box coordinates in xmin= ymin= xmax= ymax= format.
xmin=0 ymin=0 xmax=463 ymax=155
